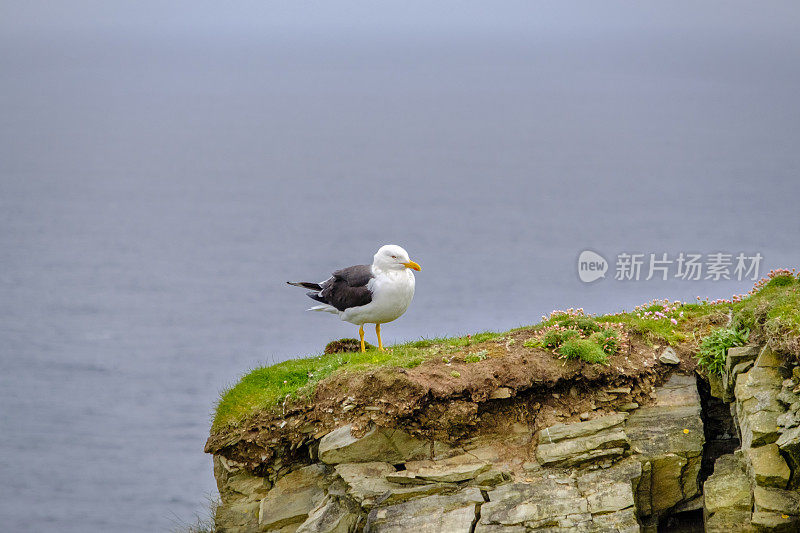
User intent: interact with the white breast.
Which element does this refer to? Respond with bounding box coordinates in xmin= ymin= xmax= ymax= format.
xmin=340 ymin=269 xmax=415 ymax=325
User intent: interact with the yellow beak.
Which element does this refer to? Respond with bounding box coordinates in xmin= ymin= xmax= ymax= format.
xmin=402 ymin=260 xmax=421 ymax=271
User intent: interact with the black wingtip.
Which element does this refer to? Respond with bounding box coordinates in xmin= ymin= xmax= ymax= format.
xmin=288 ymin=281 xmax=324 ymax=290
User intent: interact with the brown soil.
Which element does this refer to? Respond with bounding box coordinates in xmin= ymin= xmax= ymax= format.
xmin=205 ymin=329 xmax=699 ymax=474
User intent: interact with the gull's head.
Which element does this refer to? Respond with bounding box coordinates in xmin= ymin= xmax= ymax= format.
xmin=373 ymin=244 xmax=421 ymax=272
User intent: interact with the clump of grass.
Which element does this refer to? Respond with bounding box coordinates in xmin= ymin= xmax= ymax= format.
xmin=696 ymin=327 xmax=750 ymax=375
xmin=731 ymin=269 xmax=800 ymax=355
xmin=558 ymin=338 xmax=609 ymax=365
xmin=590 ymin=329 xmax=619 ymax=355
xmin=446 ymin=331 xmax=504 ymax=347
xmin=528 ymin=309 xmax=624 ymax=362
xmin=170 ymin=496 xmax=218 ymax=533
xmin=464 ymin=350 xmax=488 ymax=363
xmin=538 ymin=328 xmax=580 ymax=349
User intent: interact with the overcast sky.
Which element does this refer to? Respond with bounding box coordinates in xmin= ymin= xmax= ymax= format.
xmin=3 ymin=1 xmax=799 ymax=41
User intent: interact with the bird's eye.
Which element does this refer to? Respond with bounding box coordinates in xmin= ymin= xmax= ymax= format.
xmin=391 ymin=255 xmax=397 ymax=259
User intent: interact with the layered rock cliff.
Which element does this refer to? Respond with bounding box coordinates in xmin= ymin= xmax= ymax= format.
xmin=205 ymin=273 xmax=800 ymax=532
xmin=208 ymin=342 xmax=800 ymax=532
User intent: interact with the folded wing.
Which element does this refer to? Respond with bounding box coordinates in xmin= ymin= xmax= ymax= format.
xmin=306 ymin=264 xmax=374 ymax=311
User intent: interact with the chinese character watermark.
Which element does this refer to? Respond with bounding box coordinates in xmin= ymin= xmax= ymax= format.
xmin=578 ymin=251 xmax=762 ymax=283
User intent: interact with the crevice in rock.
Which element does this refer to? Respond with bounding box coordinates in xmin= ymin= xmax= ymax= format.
xmin=658 ymin=508 xmax=704 ymax=532
xmin=469 ymin=501 xmax=482 ymax=533
xmin=695 ymin=372 xmax=740 ymax=484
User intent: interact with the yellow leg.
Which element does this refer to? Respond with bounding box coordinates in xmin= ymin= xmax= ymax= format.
xmin=359 ymin=325 xmax=365 ymax=352
xmin=376 ymin=324 xmax=384 ymax=351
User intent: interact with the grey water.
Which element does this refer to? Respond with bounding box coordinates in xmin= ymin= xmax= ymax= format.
xmin=1 ymin=2 xmax=800 ymax=531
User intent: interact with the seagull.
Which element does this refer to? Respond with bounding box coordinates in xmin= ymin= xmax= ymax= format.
xmin=288 ymin=244 xmax=421 ymax=352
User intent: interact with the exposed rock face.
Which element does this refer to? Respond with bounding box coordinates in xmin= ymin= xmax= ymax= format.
xmin=722 ymin=345 xmax=760 ymax=402
xmin=214 ymin=455 xmax=273 ymax=532
xmin=477 ymin=459 xmax=641 ymax=532
xmin=318 ymin=424 xmax=445 ymax=464
xmin=702 ymin=343 xmax=800 ymax=532
xmin=534 ymin=413 xmax=630 ymax=467
xmin=211 ymin=343 xmax=800 ymax=533
xmin=626 ymin=374 xmax=705 ymax=524
xmin=365 ymin=488 xmax=483 ymax=532
xmin=735 ymin=349 xmax=785 ymax=449
xmin=703 ymin=452 xmax=754 ymax=532
xmin=296 ymin=497 xmax=359 ymax=533
xmin=746 ymin=444 xmax=791 ymax=489
xmin=258 ymin=464 xmax=328 ymax=531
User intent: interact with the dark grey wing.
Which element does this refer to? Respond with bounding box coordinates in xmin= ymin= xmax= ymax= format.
xmin=308 ymin=264 xmax=373 ymax=311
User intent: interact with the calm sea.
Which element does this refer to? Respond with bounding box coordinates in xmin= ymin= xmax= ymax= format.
xmin=2 ymin=3 xmax=799 ymax=530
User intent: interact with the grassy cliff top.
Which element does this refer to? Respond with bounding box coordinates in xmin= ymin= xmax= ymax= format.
xmin=211 ymin=270 xmax=800 ymax=432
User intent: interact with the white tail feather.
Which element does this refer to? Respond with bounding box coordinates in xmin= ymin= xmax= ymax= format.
xmin=308 ymin=304 xmax=338 ymax=314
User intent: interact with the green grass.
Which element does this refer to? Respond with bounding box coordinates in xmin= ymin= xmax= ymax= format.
xmin=558 ymin=338 xmax=609 ymax=365
xmin=212 ymin=332 xmax=503 ymax=429
xmin=212 ymin=271 xmax=800 ymax=431
xmin=731 ymin=272 xmax=800 ymax=353
xmin=213 ymin=342 xmax=431 ymax=429
xmin=695 ymin=327 xmax=750 ymax=375
xmin=596 ymin=302 xmax=726 ymax=346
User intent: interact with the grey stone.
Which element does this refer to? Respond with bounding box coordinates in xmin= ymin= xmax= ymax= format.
xmin=740 ymin=410 xmax=781 ymax=449
xmin=418 ymin=463 xmax=490 ymax=483
xmin=659 ymin=347 xmax=681 ymax=365
xmin=722 ymin=346 xmax=760 ymax=403
xmin=384 ymin=471 xmax=429 ymax=485
xmin=776 ymin=425 xmax=800 ymax=476
xmin=375 ymin=483 xmax=458 ymax=506
xmin=259 ymin=464 xmax=328 ymax=530
xmin=480 ymin=480 xmax=589 ymax=529
xmin=576 ymin=458 xmax=641 ymax=515
xmin=215 ymin=499 xmax=262 ymax=533
xmin=777 ymin=410 xmax=800 ymax=429
xmin=734 ymin=360 xmax=755 ymax=377
xmin=704 ymin=454 xmax=752 ymax=516
xmin=476 ymin=459 xmax=641 ymax=532
xmin=724 ymin=360 xmax=755 ymax=403
xmin=295 ymin=497 xmax=359 ymax=533
xmin=535 ymin=413 xmax=630 ymax=467
xmin=589 ymin=508 xmax=640 ymax=533
xmin=726 ymin=345 xmax=761 ymax=370
xmin=754 ymin=345 xmax=784 ymax=368
xmin=538 ymin=412 xmax=629 ymax=442
xmin=334 ymin=462 xmax=396 ymax=507
xmin=474 ymin=469 xmax=505 ymax=487
xmin=709 ymin=372 xmax=725 ymax=400
xmin=626 ymin=374 xmax=704 ymax=518
xmin=750 ymin=511 xmax=800 ymax=532
xmin=214 ymin=455 xmax=272 ymax=504
xmin=705 ymin=509 xmax=757 ymax=533
xmin=746 ymin=443 xmax=791 ymax=488
xmin=619 ymin=402 xmax=639 ymax=412
xmin=474 ymin=525 xmax=526 ymax=533
xmin=754 ymin=486 xmax=800 ymax=515
xmin=777 ymin=387 xmax=800 ymax=407
xmin=365 ymin=488 xmax=483 ymax=533
xmin=318 ymin=424 xmax=441 ymax=464
xmin=735 ymin=366 xmax=785 ymax=449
